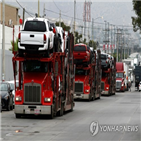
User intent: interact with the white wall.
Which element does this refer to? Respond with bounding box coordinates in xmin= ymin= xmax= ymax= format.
xmin=0 ymin=24 xmax=22 ymax=50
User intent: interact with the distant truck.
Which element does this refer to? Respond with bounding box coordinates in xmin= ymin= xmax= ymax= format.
xmin=101 ymin=58 xmax=116 ymax=95
xmin=123 ymin=63 xmax=129 ymax=91
xmin=116 ymin=62 xmax=125 ymax=92
xmin=73 ymin=46 xmax=101 ymax=101
xmin=133 ymin=66 xmax=141 ymax=90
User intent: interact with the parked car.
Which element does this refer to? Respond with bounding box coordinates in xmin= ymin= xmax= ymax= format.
xmin=139 ymin=81 xmax=141 ymax=92
xmin=18 ymin=17 xmax=56 ymax=57
xmin=7 ymin=80 xmax=19 ymax=108
xmin=56 ymin=26 xmax=65 ymax=52
xmin=0 ymin=82 xmax=14 ymax=111
xmin=73 ymin=43 xmax=91 ymax=65
xmin=101 ymin=53 xmax=110 ymax=69
xmin=50 ymin=22 xmax=61 ymax=52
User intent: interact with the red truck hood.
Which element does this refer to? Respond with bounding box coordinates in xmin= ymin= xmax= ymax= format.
xmin=75 ymin=75 xmax=87 ymax=82
xmin=24 ymin=72 xmax=47 ymax=84
xmin=101 ymin=77 xmax=107 ymax=82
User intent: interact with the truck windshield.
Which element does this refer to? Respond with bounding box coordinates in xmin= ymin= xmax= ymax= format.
xmin=75 ymin=69 xmax=86 ymax=75
xmin=74 ymin=46 xmax=86 ymax=51
xmin=0 ymin=83 xmax=8 ymax=91
xmin=23 ymin=61 xmax=48 ymax=73
xmin=24 ymin=21 xmax=46 ymax=32
xmin=116 ymin=73 xmax=123 ymax=78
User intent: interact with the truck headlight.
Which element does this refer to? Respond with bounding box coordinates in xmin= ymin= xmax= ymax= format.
xmin=44 ymin=98 xmax=51 ymax=102
xmin=85 ymin=90 xmax=89 ymax=93
xmin=15 ymin=97 xmax=22 ymax=101
xmin=106 ymin=87 xmax=109 ymax=90
xmin=122 ymin=84 xmax=124 ymax=86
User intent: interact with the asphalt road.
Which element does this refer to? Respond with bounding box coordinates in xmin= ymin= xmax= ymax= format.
xmin=1 ymin=87 xmax=141 ymax=141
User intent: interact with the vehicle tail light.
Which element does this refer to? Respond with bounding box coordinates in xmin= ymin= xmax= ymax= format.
xmin=18 ymin=33 xmax=21 ymax=42
xmin=106 ymin=61 xmax=107 ymax=63
xmin=44 ymin=34 xmax=46 ymax=43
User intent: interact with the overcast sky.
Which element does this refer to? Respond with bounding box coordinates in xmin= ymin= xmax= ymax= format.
xmin=1 ymin=0 xmax=140 ymax=41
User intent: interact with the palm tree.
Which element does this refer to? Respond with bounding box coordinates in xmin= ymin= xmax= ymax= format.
xmin=9 ymin=38 xmax=18 ymax=52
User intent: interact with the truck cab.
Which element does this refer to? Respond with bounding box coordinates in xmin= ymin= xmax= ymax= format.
xmin=74 ymin=69 xmax=91 ymax=100
xmin=116 ymin=62 xmax=125 ymax=92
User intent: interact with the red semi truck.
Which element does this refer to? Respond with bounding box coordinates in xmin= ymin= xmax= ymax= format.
xmin=101 ymin=58 xmax=116 ymax=95
xmin=13 ymin=33 xmax=75 ymax=118
xmin=116 ymin=62 xmax=125 ymax=92
xmin=73 ymin=47 xmax=101 ymax=101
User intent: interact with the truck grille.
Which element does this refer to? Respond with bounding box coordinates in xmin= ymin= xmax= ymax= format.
xmin=75 ymin=82 xmax=83 ymax=93
xmin=101 ymin=82 xmax=104 ymax=91
xmin=24 ymin=83 xmax=41 ymax=104
xmin=116 ymin=81 xmax=122 ymax=89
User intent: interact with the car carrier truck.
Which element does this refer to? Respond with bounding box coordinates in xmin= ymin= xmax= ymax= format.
xmin=13 ymin=31 xmax=75 ymax=118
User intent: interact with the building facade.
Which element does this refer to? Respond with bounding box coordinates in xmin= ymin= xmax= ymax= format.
xmin=0 ymin=2 xmax=19 ymax=26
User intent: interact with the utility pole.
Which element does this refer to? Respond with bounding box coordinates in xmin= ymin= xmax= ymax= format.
xmin=113 ymin=25 xmax=115 ymax=55
xmin=74 ymin=0 xmax=76 ymax=44
xmin=38 ymin=0 xmax=40 ymax=17
xmin=43 ymin=3 xmax=45 ymax=17
xmin=59 ymin=10 xmax=61 ymax=27
xmin=108 ymin=22 xmax=109 ymax=53
xmin=23 ymin=8 xmax=25 ymax=25
xmin=2 ymin=0 xmax=5 ymax=81
xmin=104 ymin=21 xmax=106 ymax=53
xmin=111 ymin=24 xmax=112 ymax=55
xmin=92 ymin=18 xmax=94 ymax=47
xmin=83 ymin=0 xmax=86 ymax=40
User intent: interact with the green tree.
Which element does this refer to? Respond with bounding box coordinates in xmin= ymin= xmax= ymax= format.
xmin=9 ymin=38 xmax=18 ymax=52
xmin=88 ymin=40 xmax=97 ymax=50
xmin=55 ymin=21 xmax=71 ymax=31
xmin=132 ymin=1 xmax=141 ymax=32
xmin=74 ymin=31 xmax=83 ymax=44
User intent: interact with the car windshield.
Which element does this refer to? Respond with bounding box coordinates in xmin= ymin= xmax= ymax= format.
xmin=116 ymin=73 xmax=123 ymax=78
xmin=24 ymin=21 xmax=46 ymax=32
xmin=9 ymin=83 xmax=14 ymax=90
xmin=23 ymin=61 xmax=48 ymax=73
xmin=101 ymin=54 xmax=107 ymax=59
xmin=75 ymin=69 xmax=86 ymax=75
xmin=74 ymin=46 xmax=86 ymax=51
xmin=0 ymin=83 xmax=8 ymax=91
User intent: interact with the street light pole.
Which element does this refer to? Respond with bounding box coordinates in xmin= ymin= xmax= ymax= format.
xmin=38 ymin=0 xmax=40 ymax=17
xmin=2 ymin=0 xmax=5 ymax=81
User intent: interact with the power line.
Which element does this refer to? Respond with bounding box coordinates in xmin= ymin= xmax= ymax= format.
xmin=15 ymin=0 xmax=33 ymax=17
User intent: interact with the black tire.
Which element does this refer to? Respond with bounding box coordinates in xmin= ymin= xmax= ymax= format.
xmin=7 ymin=100 xmax=10 ymax=111
xmin=70 ymin=95 xmax=74 ymax=112
xmin=10 ymin=105 xmax=13 ymax=110
xmin=59 ymin=103 xmax=64 ymax=116
xmin=50 ymin=105 xmax=54 ymax=119
xmin=15 ymin=114 xmax=21 ymax=118
xmin=0 ymin=105 xmax=2 ymax=113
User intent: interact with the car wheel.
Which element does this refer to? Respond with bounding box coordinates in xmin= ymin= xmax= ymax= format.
xmin=7 ymin=101 xmax=10 ymax=111
xmin=10 ymin=105 xmax=13 ymax=110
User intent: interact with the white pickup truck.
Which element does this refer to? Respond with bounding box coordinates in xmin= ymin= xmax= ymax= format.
xmin=18 ymin=17 xmax=56 ymax=57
